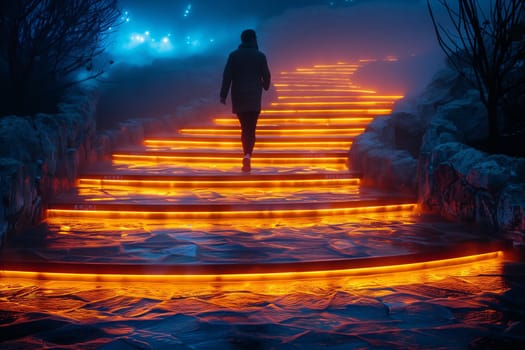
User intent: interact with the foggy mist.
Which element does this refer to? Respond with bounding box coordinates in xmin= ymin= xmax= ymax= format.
xmin=96 ymin=0 xmax=445 ymax=129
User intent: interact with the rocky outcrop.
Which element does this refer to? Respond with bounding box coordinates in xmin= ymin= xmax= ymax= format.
xmin=350 ymin=69 xmax=471 ymax=194
xmin=350 ymin=68 xmax=525 ymax=235
xmin=0 ymin=90 xmax=98 ymax=244
xmin=0 ymin=89 xmax=186 ymax=246
xmin=419 ymin=143 xmax=525 ymax=233
xmin=348 ymin=113 xmax=420 ymax=193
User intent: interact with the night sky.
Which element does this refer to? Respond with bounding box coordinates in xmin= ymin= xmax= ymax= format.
xmin=111 ymin=0 xmax=429 ymax=65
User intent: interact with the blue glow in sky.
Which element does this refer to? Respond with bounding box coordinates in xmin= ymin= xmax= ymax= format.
xmin=108 ymin=0 xmax=380 ymax=63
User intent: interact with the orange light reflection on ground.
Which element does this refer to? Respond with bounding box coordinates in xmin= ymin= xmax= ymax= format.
xmin=0 ymin=252 xmax=503 ymax=284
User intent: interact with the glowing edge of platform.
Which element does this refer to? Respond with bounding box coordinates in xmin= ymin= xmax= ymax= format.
xmin=77 ymin=178 xmax=362 ymax=188
xmin=0 ymin=251 xmax=504 ymax=283
xmin=47 ymin=204 xmax=417 ymax=219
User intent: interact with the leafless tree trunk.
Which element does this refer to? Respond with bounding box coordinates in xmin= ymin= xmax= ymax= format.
xmin=0 ymin=0 xmax=120 ymax=116
xmin=427 ymin=0 xmax=525 ymax=143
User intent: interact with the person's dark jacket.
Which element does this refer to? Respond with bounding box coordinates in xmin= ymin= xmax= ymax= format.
xmin=220 ymin=42 xmax=271 ymax=114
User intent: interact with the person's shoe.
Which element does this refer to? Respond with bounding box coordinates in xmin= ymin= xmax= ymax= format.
xmin=242 ymin=156 xmax=251 ymax=172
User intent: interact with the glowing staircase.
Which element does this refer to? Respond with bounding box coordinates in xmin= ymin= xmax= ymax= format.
xmin=1 ymin=61 xmax=504 ymax=279
xmin=46 ymin=63 xmax=414 ymax=221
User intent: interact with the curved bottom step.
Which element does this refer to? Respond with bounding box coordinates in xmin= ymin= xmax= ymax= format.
xmin=0 ymin=241 xmax=507 ymax=281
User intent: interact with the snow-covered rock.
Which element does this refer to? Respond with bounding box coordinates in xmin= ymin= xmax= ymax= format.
xmin=349 ymin=67 xmax=525 ymax=235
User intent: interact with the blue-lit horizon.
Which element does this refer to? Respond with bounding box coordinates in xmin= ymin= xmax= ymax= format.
xmin=107 ymin=0 xmax=402 ymax=63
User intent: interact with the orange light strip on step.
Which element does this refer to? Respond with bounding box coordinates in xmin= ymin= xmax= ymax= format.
xmin=112 ymin=155 xmax=348 ymax=169
xmin=270 ymin=101 xmax=393 ymax=107
xmin=113 ymin=154 xmax=347 ymax=162
xmin=0 ymin=251 xmax=503 ymax=283
xmin=273 ymin=84 xmax=357 ymax=88
xmin=46 ymin=203 xmax=416 ymax=220
xmin=213 ymin=117 xmax=372 ymax=126
xmin=312 ymin=64 xmax=360 ymax=68
xmin=277 ymin=75 xmax=354 ymax=78
xmin=261 ymin=109 xmax=392 ymax=114
xmin=287 ymin=69 xmax=358 ymax=73
xmin=76 ymin=186 xmax=361 ymax=200
xmin=177 ymin=128 xmax=365 ymax=136
xmin=276 ymin=95 xmax=404 ymax=100
xmin=78 ymin=178 xmax=361 ymax=189
xmin=294 ymin=65 xmax=359 ymax=74
xmin=275 ymin=80 xmax=355 ymax=85
xmin=274 ymin=89 xmax=377 ymax=93
xmin=144 ymin=139 xmax=353 ymax=150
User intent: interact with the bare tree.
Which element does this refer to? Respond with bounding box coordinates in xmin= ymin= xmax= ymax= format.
xmin=427 ymin=0 xmax=525 ymax=143
xmin=0 ymin=0 xmax=121 ymax=116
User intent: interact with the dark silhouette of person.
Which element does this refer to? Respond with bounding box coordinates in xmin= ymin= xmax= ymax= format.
xmin=220 ymin=29 xmax=271 ymax=172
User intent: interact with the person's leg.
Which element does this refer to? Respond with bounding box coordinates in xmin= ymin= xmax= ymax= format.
xmin=237 ymin=112 xmax=259 ymax=171
xmin=237 ymin=112 xmax=259 ymax=155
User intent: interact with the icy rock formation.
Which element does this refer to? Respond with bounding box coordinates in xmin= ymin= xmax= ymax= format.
xmin=0 ymin=88 xmax=184 ymax=246
xmin=350 ymin=68 xmax=525 ymax=234
xmin=350 ymin=69 xmax=469 ymax=194
xmin=0 ymin=90 xmax=98 ymax=244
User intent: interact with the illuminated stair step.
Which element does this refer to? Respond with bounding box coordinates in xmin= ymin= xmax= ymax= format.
xmin=275 ymin=95 xmax=404 ymax=101
xmin=62 ymin=185 xmax=364 ymax=203
xmin=177 ymin=127 xmax=364 ymax=136
xmin=112 ymin=157 xmax=347 ymax=168
xmin=47 ymin=198 xmax=417 ymax=219
xmin=261 ymin=108 xmax=392 ymax=115
xmin=143 ymin=135 xmax=355 ymax=152
xmin=273 ymin=82 xmax=356 ymax=87
xmin=280 ymin=70 xmax=358 ymax=75
xmin=112 ymin=151 xmax=349 ymax=168
xmin=189 ymin=123 xmax=371 ymax=130
xmin=213 ymin=116 xmax=373 ymax=126
xmin=289 ymin=71 xmax=358 ymax=75
xmin=291 ymin=65 xmax=359 ymax=70
xmin=117 ymin=149 xmax=348 ymax=158
xmin=144 ymin=139 xmax=353 ymax=151
xmin=274 ymin=78 xmax=353 ymax=83
xmin=112 ymin=161 xmax=348 ymax=172
xmin=310 ymin=63 xmax=360 ymax=67
xmin=270 ymin=101 xmax=394 ymax=108
xmin=274 ymin=88 xmax=380 ymax=94
xmin=146 ymin=134 xmax=355 ymax=142
xmin=278 ymin=71 xmax=357 ymax=75
xmin=78 ymin=172 xmax=362 ymax=189
xmin=44 ymin=208 xmax=417 ymax=232
xmin=218 ymin=111 xmax=388 ymax=118
xmin=0 ymin=242 xmax=504 ymax=279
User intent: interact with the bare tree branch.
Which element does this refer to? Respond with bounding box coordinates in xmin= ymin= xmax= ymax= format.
xmin=427 ymin=0 xmax=525 ymax=141
xmin=0 ymin=0 xmax=121 ymax=116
